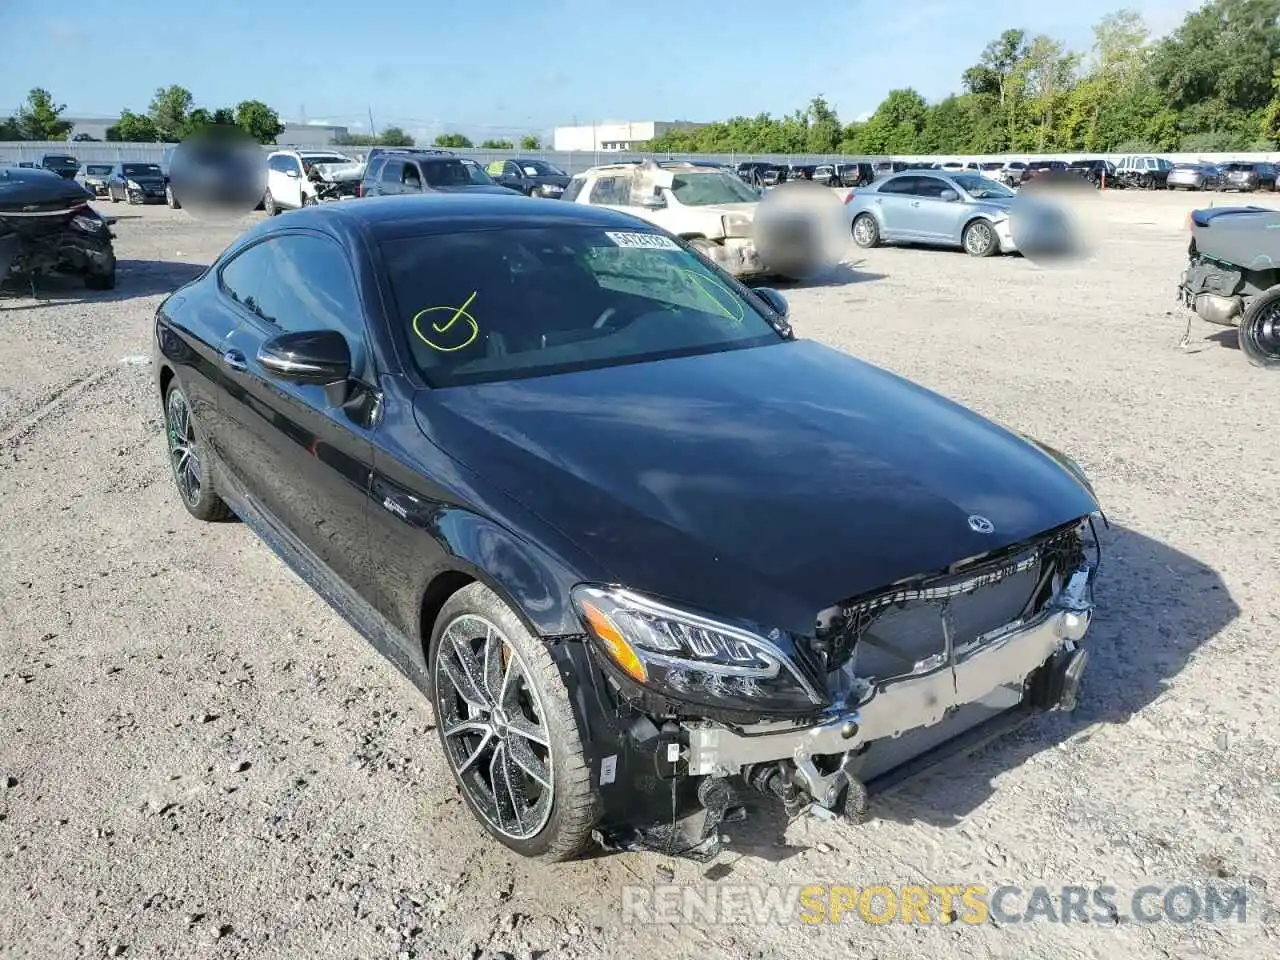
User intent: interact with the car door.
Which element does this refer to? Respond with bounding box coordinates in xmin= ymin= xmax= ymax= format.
xmin=498 ymin=160 xmax=527 ymax=193
xmin=213 ymin=231 xmax=380 ymax=601
xmin=871 ymin=175 xmax=919 ymax=239
xmin=903 ymin=175 xmax=959 ymax=242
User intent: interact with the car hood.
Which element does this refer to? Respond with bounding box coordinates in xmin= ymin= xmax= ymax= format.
xmin=683 ymin=201 xmax=757 ymax=218
xmin=412 ymin=339 xmax=1098 ymax=635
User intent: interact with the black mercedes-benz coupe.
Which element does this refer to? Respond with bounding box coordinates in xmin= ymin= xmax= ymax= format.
xmin=154 ymin=194 xmax=1104 ymax=861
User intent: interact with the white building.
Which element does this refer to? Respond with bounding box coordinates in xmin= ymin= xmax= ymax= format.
xmin=553 ymin=120 xmax=706 ymax=152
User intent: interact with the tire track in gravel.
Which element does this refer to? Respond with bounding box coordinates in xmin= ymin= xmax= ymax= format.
xmin=0 ymin=367 xmax=119 ymax=451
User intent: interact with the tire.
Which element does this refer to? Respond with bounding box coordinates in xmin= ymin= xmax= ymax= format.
xmin=109 ymin=192 xmax=119 ymax=203
xmin=1238 ymin=287 xmax=1280 ymax=370
xmin=263 ymin=189 xmax=277 ymax=216
xmin=165 ymin=183 xmax=180 ymax=209
xmin=429 ymin=582 xmax=599 ymax=861
xmin=163 ymin=382 xmax=235 ymax=522
xmin=962 ymin=219 xmax=999 ymax=257
xmin=851 ymin=213 xmax=880 ymax=248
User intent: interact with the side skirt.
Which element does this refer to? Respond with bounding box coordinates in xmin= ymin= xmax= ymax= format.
xmin=211 ymin=458 xmax=433 ymax=699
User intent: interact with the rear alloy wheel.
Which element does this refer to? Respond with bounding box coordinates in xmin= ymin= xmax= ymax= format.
xmin=963 ymin=219 xmax=998 ymax=257
xmin=263 ymin=190 xmax=277 ymax=216
xmin=165 ymin=183 xmax=180 ymax=209
xmin=852 ymin=213 xmax=880 ymax=248
xmin=429 ymin=583 xmax=598 ymax=861
xmin=1238 ymin=288 xmax=1280 ymax=370
xmin=164 ymin=384 xmax=234 ymax=521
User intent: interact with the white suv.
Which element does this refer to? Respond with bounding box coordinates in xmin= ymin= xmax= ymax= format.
xmin=563 ymin=160 xmax=766 ymax=278
xmin=263 ymin=149 xmax=353 ymax=215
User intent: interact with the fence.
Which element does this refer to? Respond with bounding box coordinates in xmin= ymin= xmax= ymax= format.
xmin=4 ymin=140 xmax=1280 ymax=176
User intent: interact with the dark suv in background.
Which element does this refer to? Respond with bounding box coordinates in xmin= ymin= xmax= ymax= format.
xmin=1220 ymin=161 xmax=1277 ymax=192
xmin=39 ymin=153 xmax=80 ymax=180
xmin=359 ymin=153 xmax=520 ymax=198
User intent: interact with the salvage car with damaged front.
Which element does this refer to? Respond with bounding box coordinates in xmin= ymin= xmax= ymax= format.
xmin=153 ymin=194 xmax=1104 ymax=862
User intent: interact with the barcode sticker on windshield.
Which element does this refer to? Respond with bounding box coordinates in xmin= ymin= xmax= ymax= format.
xmin=604 ymin=231 xmax=680 ymax=251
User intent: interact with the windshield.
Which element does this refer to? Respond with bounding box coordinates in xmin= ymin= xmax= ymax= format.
xmin=85 ymin=165 xmax=112 ymax=175
xmin=422 ymin=159 xmax=496 ymax=187
xmin=45 ymin=156 xmax=78 ymax=168
xmin=122 ymin=163 xmax=162 ymax=177
xmin=952 ymin=174 xmax=1014 ymax=199
xmin=381 ymin=226 xmax=783 ymax=387
xmin=669 ymin=172 xmax=760 ymax=205
xmin=522 ymin=160 xmax=566 ymax=177
xmin=981 ymin=162 xmax=1004 ymax=170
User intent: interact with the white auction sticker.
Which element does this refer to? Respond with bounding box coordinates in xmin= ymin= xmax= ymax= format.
xmin=600 ymin=755 xmax=617 ymax=786
xmin=604 ymin=231 xmax=680 ymax=251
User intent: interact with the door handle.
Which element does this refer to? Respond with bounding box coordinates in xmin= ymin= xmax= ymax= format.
xmin=222 ymin=349 xmax=247 ymax=372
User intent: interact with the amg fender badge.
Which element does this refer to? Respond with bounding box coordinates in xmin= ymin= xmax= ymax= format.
xmin=967 ymin=514 xmax=995 ymax=534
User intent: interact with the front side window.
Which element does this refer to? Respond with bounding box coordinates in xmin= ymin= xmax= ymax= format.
xmin=381 ymin=159 xmax=404 ymax=184
xmin=217 ymin=235 xmax=367 ymax=371
xmin=380 ymin=226 xmax=785 ymax=387
xmin=122 ymin=163 xmax=162 ymax=177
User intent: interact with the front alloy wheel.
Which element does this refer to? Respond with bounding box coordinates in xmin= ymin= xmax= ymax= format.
xmin=429 ymin=583 xmax=598 ymax=860
xmin=963 ymin=220 xmax=998 ymax=257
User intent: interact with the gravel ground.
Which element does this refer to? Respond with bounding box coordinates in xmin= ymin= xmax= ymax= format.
xmin=2 ymin=191 xmax=1278 ymax=960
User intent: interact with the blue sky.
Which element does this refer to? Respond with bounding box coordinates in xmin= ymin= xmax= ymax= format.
xmin=1 ymin=0 xmax=1202 ymax=142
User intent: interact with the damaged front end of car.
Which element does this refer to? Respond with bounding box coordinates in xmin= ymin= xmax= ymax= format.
xmin=558 ymin=513 xmax=1103 ymax=861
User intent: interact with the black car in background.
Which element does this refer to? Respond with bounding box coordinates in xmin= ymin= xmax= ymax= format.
xmin=487 ymin=158 xmax=572 ymax=198
xmin=1220 ymin=161 xmax=1278 ymax=192
xmin=107 ymin=161 xmax=167 ymax=204
xmin=736 ymin=161 xmax=778 ymax=187
xmin=836 ymin=161 xmax=878 ymax=186
xmin=152 ymin=193 xmax=1103 ymax=863
xmin=39 ymin=153 xmax=80 ymax=180
xmin=1019 ymin=159 xmax=1069 ymax=186
xmin=359 ymin=154 xmax=519 ymax=198
xmin=1066 ymin=159 xmax=1115 ymax=187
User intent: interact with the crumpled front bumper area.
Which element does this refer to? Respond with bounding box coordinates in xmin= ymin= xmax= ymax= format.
xmin=700 ymin=237 xmax=766 ymax=278
xmin=656 ymin=564 xmax=1097 ymax=850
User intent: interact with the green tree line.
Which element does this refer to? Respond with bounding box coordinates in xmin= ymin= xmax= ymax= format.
xmin=641 ymin=1 xmax=1280 ymax=156
xmin=1 ymin=85 xmax=287 ymax=144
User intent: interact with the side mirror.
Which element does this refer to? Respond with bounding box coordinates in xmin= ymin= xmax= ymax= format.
xmin=754 ymin=287 xmax=789 ymax=319
xmin=939 ymin=188 xmax=960 ymax=202
xmin=285 ymin=168 xmax=300 ymax=179
xmin=258 ymin=330 xmax=351 ymax=386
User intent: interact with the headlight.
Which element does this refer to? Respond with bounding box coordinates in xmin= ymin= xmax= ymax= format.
xmin=721 ymin=213 xmax=753 ymax=238
xmin=71 ymin=214 xmax=103 ymax=233
xmin=540 ymin=183 xmax=563 ymax=195
xmin=126 ymin=180 xmax=141 ymax=190
xmin=571 ymin=585 xmax=825 ymax=714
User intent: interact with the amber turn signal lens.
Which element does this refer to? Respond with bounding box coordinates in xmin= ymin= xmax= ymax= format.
xmin=580 ymin=601 xmax=647 ymax=683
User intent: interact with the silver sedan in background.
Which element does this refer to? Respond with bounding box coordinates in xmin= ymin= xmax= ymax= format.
xmin=847 ymin=170 xmax=1018 ymax=257
xmin=1167 ymin=162 xmax=1223 ymax=191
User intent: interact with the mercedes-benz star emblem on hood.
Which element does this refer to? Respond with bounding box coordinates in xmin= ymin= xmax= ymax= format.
xmin=967 ymin=515 xmax=995 ymax=534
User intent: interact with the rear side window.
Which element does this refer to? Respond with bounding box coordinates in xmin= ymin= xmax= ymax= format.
xmin=364 ymin=157 xmax=387 ymax=182
xmin=911 ymin=177 xmax=949 ymax=198
xmin=877 ymin=175 xmax=915 ymax=195
xmin=381 ymin=159 xmax=404 ymax=183
xmin=588 ymin=176 xmax=631 ymax=205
